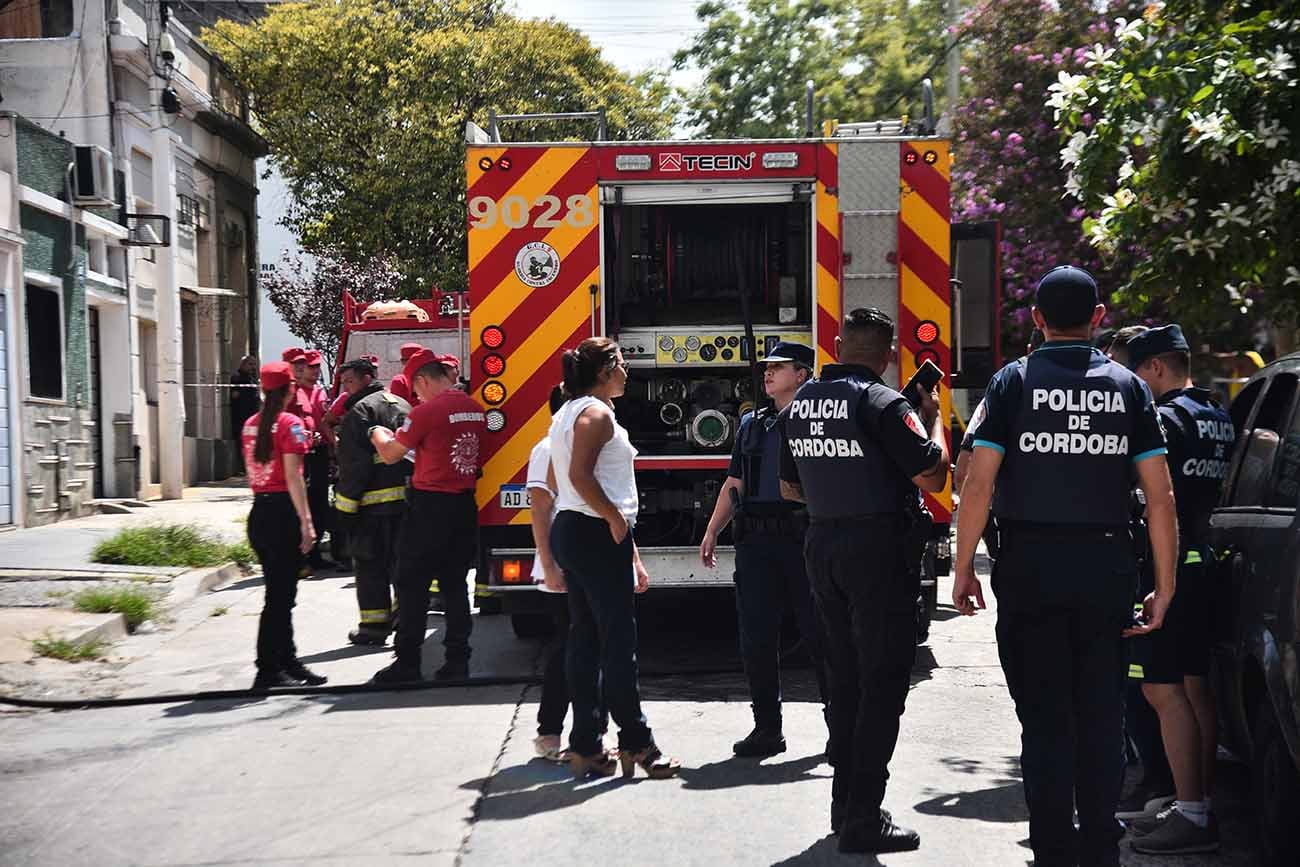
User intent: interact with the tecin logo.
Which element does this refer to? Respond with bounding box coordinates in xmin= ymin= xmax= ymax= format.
xmin=658 ymin=152 xmax=756 ymax=172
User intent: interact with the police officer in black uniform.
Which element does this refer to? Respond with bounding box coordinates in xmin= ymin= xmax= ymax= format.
xmin=778 ymin=308 xmax=948 ymax=854
xmin=1123 ymin=324 xmax=1233 ymax=854
xmin=700 ymin=341 xmax=829 ymax=758
xmin=954 ymin=266 xmax=1178 ymax=867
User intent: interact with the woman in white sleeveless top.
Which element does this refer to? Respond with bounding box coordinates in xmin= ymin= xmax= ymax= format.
xmin=549 ymin=338 xmax=680 ymax=780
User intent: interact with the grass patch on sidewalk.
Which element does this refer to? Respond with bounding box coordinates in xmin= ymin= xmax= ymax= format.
xmin=73 ymin=586 xmax=160 ymax=629
xmin=92 ymin=524 xmax=251 ymax=569
xmin=32 ymin=634 xmax=108 ymax=662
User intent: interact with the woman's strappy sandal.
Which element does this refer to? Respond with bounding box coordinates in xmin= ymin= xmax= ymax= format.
xmin=569 ymin=749 xmax=618 ymax=779
xmin=618 ymin=743 xmax=681 ymax=779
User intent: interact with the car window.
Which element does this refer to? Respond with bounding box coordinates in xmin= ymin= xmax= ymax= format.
xmin=1268 ymin=377 xmax=1300 ymax=508
xmin=1222 ymin=377 xmax=1269 ymax=506
xmin=1228 ymin=372 xmax=1297 ymax=508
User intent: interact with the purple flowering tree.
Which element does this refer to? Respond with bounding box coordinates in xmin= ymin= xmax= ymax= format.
xmin=262 ymin=250 xmax=405 ymax=377
xmin=953 ymin=0 xmax=1145 ymax=351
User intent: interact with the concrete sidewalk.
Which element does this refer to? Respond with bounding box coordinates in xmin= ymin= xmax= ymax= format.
xmin=0 ymin=483 xmax=254 ymax=679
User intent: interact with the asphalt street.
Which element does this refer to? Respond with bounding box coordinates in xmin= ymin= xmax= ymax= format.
xmin=0 ymin=561 xmax=1262 ymax=866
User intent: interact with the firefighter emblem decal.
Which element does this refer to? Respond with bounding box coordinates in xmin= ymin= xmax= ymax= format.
xmin=514 ymin=241 xmax=560 ymax=289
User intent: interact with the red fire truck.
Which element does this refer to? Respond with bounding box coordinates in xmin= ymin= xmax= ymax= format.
xmin=346 ymin=104 xmax=1003 ymax=640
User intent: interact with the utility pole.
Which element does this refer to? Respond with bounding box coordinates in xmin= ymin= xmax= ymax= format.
xmin=153 ymin=1 xmax=184 ymax=499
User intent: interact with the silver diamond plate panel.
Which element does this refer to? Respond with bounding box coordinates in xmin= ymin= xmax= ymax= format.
xmin=843 ymin=276 xmax=898 ymax=322
xmin=838 ymin=141 xmax=900 ymax=212
xmin=842 ymin=213 xmax=898 ymax=280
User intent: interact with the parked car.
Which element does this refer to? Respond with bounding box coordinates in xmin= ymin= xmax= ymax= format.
xmin=1208 ymin=350 xmax=1300 ymax=866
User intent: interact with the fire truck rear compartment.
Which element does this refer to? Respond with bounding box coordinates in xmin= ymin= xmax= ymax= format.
xmin=605 ymin=200 xmax=812 ymax=329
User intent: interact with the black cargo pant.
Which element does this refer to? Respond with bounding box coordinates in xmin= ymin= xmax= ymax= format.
xmin=394 ymin=489 xmax=476 ymax=669
xmin=305 ymin=448 xmax=333 ymax=561
xmin=804 ymin=515 xmax=916 ymax=831
xmin=551 ymin=510 xmax=653 ymax=757
xmin=993 ymin=528 xmax=1134 ymax=867
xmin=735 ymin=534 xmax=829 ymax=730
xmin=247 ymin=492 xmax=303 ymax=674
xmin=350 ymin=509 xmax=402 ymax=634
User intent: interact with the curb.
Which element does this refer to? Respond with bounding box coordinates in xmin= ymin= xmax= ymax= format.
xmin=166 ymin=562 xmax=244 ymax=606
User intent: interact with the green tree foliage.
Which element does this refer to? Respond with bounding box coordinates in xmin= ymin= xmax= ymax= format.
xmin=1055 ymin=0 xmax=1299 ymax=350
xmin=674 ymin=0 xmax=950 ymax=138
xmin=208 ymin=0 xmax=673 ymax=295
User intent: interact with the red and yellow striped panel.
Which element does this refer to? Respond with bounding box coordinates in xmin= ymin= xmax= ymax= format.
xmin=466 ymin=146 xmax=599 ymax=527
xmin=815 ymin=143 xmax=841 ymax=370
xmin=898 ymin=140 xmax=953 ymax=524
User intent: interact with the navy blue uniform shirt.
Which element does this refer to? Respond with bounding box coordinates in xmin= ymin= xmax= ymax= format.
xmin=970 ymin=341 xmax=1166 ymax=527
xmin=1156 ymin=387 xmax=1233 ymax=541
xmin=728 ymin=410 xmax=786 ymax=504
xmin=779 ymin=363 xmax=942 ymax=518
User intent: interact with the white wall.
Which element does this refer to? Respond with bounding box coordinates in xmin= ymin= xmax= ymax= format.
xmin=256 ymin=160 xmax=309 ymax=361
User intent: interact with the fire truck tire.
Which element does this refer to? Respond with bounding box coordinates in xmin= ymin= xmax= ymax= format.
xmin=511 ymin=612 xmax=554 ymax=639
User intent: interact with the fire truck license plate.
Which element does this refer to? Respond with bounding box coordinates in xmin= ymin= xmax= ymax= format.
xmin=499 ymin=485 xmax=531 ymax=509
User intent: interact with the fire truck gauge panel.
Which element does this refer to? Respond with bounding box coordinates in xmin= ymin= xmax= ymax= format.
xmin=648 ymin=331 xmax=812 ymax=368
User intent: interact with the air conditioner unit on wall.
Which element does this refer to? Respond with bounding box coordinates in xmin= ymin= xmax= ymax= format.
xmin=73 ymin=145 xmax=116 ymax=206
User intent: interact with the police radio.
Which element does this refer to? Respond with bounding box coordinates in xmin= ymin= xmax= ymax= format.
xmin=902 ymin=359 xmax=944 ymax=409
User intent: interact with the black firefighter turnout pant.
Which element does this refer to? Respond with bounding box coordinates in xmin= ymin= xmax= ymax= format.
xmin=993 ymin=527 xmax=1134 ymax=867
xmin=348 ymin=509 xmax=402 ymax=636
xmin=393 ymin=490 xmax=477 ymax=670
xmin=804 ymin=515 xmax=916 ymax=835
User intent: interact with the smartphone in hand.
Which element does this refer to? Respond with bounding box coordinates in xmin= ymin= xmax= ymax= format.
xmin=903 ymin=359 xmax=944 ymax=408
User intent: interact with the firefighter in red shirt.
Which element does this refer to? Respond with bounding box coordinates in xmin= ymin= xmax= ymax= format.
xmin=389 ymin=342 xmax=424 ymax=406
xmin=241 ymin=361 xmax=328 ymax=689
xmin=368 ymin=349 xmax=485 ymax=683
xmin=285 ymin=348 xmax=336 ymax=572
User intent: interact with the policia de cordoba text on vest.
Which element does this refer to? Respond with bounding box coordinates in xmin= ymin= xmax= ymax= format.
xmin=784 ymin=397 xmax=866 ymax=457
xmin=1018 ymin=388 xmax=1131 ymax=456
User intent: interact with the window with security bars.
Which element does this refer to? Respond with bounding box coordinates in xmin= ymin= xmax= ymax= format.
xmin=177 ymin=194 xmax=208 ymax=230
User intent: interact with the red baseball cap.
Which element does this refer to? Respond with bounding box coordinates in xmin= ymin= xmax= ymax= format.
xmin=402 ymin=350 xmax=461 ymax=384
xmin=281 ymin=347 xmax=307 ymax=364
xmin=304 ymin=349 xmax=323 ymax=366
xmin=399 ymin=342 xmax=424 ymax=361
xmin=260 ymin=361 xmax=294 ymax=391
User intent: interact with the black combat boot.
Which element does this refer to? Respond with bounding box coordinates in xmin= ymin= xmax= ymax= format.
xmin=732 ymin=725 xmax=787 ymax=758
xmin=838 ymin=809 xmax=920 ymax=854
xmin=371 ymin=660 xmax=423 ymax=684
xmin=284 ymin=659 xmax=328 ymax=686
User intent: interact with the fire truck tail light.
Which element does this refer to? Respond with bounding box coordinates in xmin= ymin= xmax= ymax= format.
xmin=485 ymin=409 xmax=506 ymax=432
xmin=481 ymin=325 xmax=505 ymax=349
xmin=904 ymin=151 xmax=919 ymax=165
xmin=915 ymin=348 xmax=941 ymax=369
xmin=501 ymin=559 xmax=529 ymax=582
xmin=915 ymin=320 xmax=940 ymax=344
xmin=761 ymin=151 xmax=799 ymax=169
xmin=615 ymin=155 xmax=652 ymax=171
xmin=482 ymin=382 xmax=507 ymax=405
xmin=482 ymin=353 xmax=506 ymax=377
xmin=923 ymin=150 xmax=938 ymax=165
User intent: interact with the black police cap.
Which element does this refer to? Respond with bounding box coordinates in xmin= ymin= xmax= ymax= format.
xmin=1035 ymin=265 xmax=1099 ymax=329
xmin=758 ymin=341 xmax=815 ymax=369
xmin=1125 ymin=324 xmax=1189 ymax=370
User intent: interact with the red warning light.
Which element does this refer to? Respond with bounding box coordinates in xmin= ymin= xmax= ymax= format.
xmin=481 ymin=326 xmax=505 ymax=349
xmin=498 ymin=157 xmax=513 ymax=171
xmin=482 ymin=354 xmax=505 ymax=377
xmin=915 ymin=320 xmax=940 ymax=344
xmin=904 ymin=151 xmax=919 ymax=165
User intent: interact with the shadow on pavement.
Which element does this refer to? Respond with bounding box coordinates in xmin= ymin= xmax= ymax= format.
xmin=679 ymin=753 xmax=828 ymax=791
xmin=768 ymin=834 xmax=883 ymax=866
xmin=466 ymin=760 xmax=632 ymax=821
xmin=212 ymin=576 xmax=264 ymax=594
xmin=295 ymin=643 xmax=391 ymax=664
xmin=913 ymin=755 xmax=1026 ymax=823
xmin=161 ymin=696 xmax=265 ymax=717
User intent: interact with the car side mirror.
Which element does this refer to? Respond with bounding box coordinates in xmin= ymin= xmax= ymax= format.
xmin=1231 ymin=429 xmax=1280 ymax=506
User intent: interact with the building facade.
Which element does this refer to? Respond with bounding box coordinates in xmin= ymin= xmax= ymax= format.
xmin=0 ymin=0 xmax=266 ymax=524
